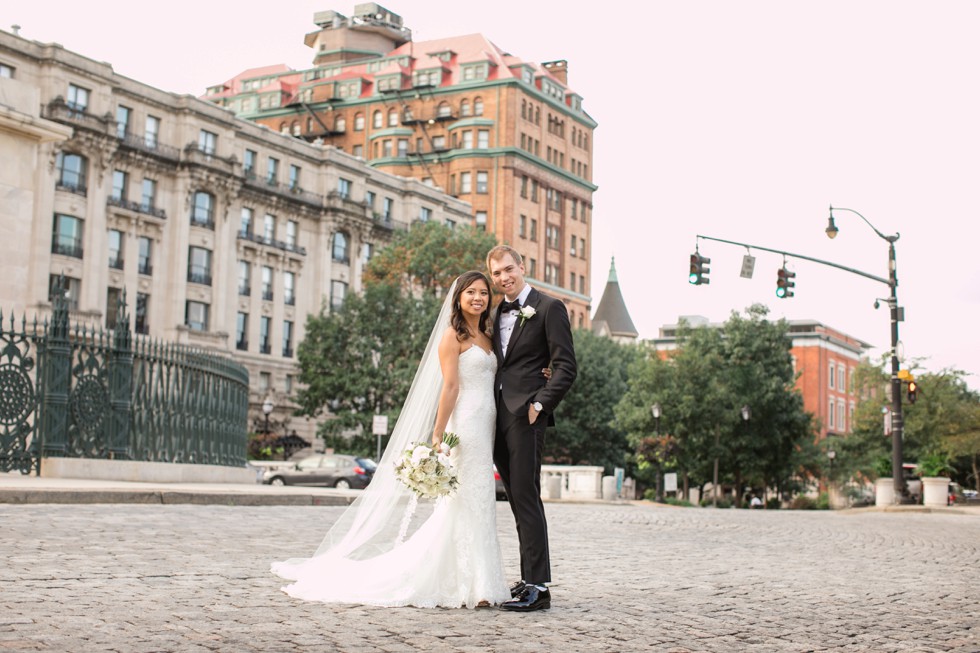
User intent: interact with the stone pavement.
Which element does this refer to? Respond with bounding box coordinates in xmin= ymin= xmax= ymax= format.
xmin=1 ymin=491 xmax=979 ymax=653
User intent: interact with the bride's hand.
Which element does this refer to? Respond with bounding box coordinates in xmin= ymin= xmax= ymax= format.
xmin=542 ymin=367 xmax=553 ymax=381
xmin=431 ymin=433 xmax=443 ymax=449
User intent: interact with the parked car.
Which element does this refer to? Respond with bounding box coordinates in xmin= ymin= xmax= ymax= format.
xmin=263 ymin=454 xmax=377 ymax=489
xmin=493 ymin=465 xmax=507 ymax=501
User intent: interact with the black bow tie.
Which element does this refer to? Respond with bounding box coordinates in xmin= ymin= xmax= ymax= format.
xmin=499 ymin=300 xmax=521 ymax=314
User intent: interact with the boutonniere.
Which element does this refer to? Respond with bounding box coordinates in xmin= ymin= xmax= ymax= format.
xmin=518 ymin=305 xmax=536 ymax=326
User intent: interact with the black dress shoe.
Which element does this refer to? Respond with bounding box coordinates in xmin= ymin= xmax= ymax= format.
xmin=500 ymin=585 xmax=550 ymax=611
xmin=509 ymin=580 xmax=526 ymax=598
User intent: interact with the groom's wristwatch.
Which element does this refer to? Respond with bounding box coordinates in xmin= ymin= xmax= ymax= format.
xmin=532 ymin=401 xmax=543 ymax=412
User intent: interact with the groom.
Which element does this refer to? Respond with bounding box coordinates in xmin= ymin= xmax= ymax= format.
xmin=487 ymin=245 xmax=577 ymax=612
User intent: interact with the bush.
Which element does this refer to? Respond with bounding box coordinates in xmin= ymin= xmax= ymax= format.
xmin=789 ymin=495 xmax=817 ymax=510
xmin=665 ymin=496 xmax=694 ymax=507
xmin=642 ymin=488 xmax=657 ymax=501
xmin=816 ymin=492 xmax=830 ymax=510
xmin=765 ymin=498 xmax=781 ymax=510
xmin=700 ymin=496 xmax=732 ymax=508
xmin=247 ymin=433 xmax=284 ymax=461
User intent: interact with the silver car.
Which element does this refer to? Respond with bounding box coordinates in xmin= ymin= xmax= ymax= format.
xmin=263 ymin=454 xmax=377 ymax=489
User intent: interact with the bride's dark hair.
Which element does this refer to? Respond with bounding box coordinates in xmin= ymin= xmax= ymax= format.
xmin=450 ymin=271 xmax=492 ymax=341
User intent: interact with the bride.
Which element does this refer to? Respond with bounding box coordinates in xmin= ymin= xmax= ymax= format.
xmin=272 ymin=271 xmax=514 ymax=608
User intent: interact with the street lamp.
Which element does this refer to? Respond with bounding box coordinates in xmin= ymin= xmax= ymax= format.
xmin=262 ymin=397 xmax=274 ymax=435
xmin=826 ymin=205 xmax=905 ymax=503
xmin=712 ymin=405 xmax=751 ymax=508
xmin=651 ymin=403 xmax=662 ymax=501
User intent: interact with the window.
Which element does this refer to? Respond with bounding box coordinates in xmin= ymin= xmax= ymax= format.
xmin=284 ymin=271 xmax=295 ymax=305
xmin=244 ymin=149 xmax=257 ymax=176
xmin=365 ymin=190 xmax=376 ymax=209
xmin=354 ymin=113 xmax=365 ymax=131
xmin=531 ymin=180 xmax=539 ymax=202
xmin=116 ymin=105 xmax=131 ymax=139
xmin=338 ymin=177 xmax=352 ymax=199
xmin=187 ymin=246 xmax=212 ymax=285
xmin=240 ymin=207 xmax=253 ymax=236
xmin=111 ymin=170 xmax=128 ymax=201
xmin=191 ymin=191 xmax=214 ymax=228
xmin=460 ymin=172 xmax=472 ymax=194
xmin=259 ymin=372 xmax=271 ymax=392
xmin=462 ymin=131 xmax=473 ymax=149
xmin=570 ymin=272 xmax=576 ymax=290
xmin=437 ymin=102 xmax=452 ymax=118
xmin=49 ymin=274 xmax=81 ymax=311
xmin=579 ymin=275 xmax=586 ymax=294
xmin=519 ymin=214 xmax=527 ymax=238
xmin=579 ymin=238 xmax=587 ymax=258
xmin=383 ymin=197 xmax=393 ymax=221
xmin=259 ymin=316 xmax=271 ymax=354
xmin=381 ymin=140 xmax=392 ymax=157
xmin=135 ymin=292 xmax=149 ymax=334
xmin=0 ymin=63 xmax=13 ymax=78
xmin=476 ymin=171 xmax=488 ymax=194
xmin=838 ymin=400 xmax=846 ymax=432
xmin=839 ymin=366 xmax=846 ymax=392
xmin=267 ymin=157 xmax=279 ymax=184
xmin=289 ymin=164 xmax=301 ymax=190
xmin=398 ymin=138 xmax=408 ymax=157
xmin=145 ymin=115 xmax=160 ymax=148
xmin=332 ymin=231 xmax=350 ymax=263
xmin=387 ymin=108 xmax=399 ymax=127
xmin=285 ymin=374 xmax=294 ymax=394
xmin=546 ymin=225 xmax=561 ymax=249
xmin=372 ymin=110 xmax=383 ymax=129
xmin=474 ymin=97 xmax=484 ymax=115
xmin=334 ymin=115 xmax=347 ymax=132
xmin=475 ymin=211 xmax=487 ymax=231
xmin=330 ymin=280 xmax=347 ymax=311
xmin=236 ymin=313 xmax=248 ymax=350
xmin=138 ymin=237 xmax=152 ymax=275
xmin=545 ymin=263 xmax=560 ymax=286
xmin=185 ymin=301 xmax=209 ymax=332
xmin=352 ymin=144 xmax=364 ymax=158
xmin=570 ymin=235 xmax=577 ymax=257
xmin=829 ymin=363 xmax=836 ymax=389
xmin=259 ymin=214 xmax=274 ymax=241
xmin=56 ymin=152 xmax=87 ymax=193
xmin=198 ymin=129 xmax=217 ymax=155
xmin=285 ymin=220 xmax=298 ymax=248
xmin=520 ymin=176 xmax=528 ymax=198
xmin=477 ymin=129 xmax=489 ymax=149
xmin=141 ymin=178 xmax=157 ymax=211
xmin=108 ymin=230 xmax=124 ymax=269
xmin=361 ymin=242 xmax=374 ymax=262
xmin=51 ymin=214 xmax=83 ymax=258
xmin=419 ymin=207 xmax=432 ymax=222
xmin=828 ymin=399 xmax=835 ymax=429
xmin=261 ymin=266 xmax=274 ymax=301
xmin=282 ymin=320 xmax=294 ymax=357
xmin=528 ymin=258 xmax=537 ymax=279
xmin=238 ymin=261 xmax=251 ymax=296
xmin=66 ymin=83 xmax=89 ymax=112
xmin=530 ymin=218 xmax=538 ymax=241
xmin=432 ymin=135 xmax=446 ymax=151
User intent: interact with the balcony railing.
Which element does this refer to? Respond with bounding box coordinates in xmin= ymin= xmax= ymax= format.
xmin=259 ymin=343 xmax=272 ymax=355
xmin=183 ymin=143 xmax=237 ymax=174
xmin=190 ymin=215 xmax=215 ymax=230
xmin=284 ymin=294 xmax=296 ymax=306
xmin=43 ymin=98 xmax=108 ymax=133
xmin=109 ymin=256 xmax=124 ymax=270
xmin=52 ymin=240 xmax=84 ymax=259
xmin=138 ymin=262 xmax=153 ymax=276
xmin=187 ymin=271 xmax=212 ymax=286
xmin=326 ymin=191 xmax=369 ymax=216
xmin=56 ymin=181 xmax=87 ymax=197
xmin=238 ymin=284 xmax=251 ymax=297
xmin=243 ymin=175 xmax=323 ymax=207
xmin=236 ymin=230 xmax=307 ymax=256
xmin=118 ymin=132 xmax=180 ymax=160
xmin=107 ymin=196 xmax=167 ymax=219
xmin=236 ymin=339 xmax=249 ymax=351
xmin=262 ymin=290 xmax=274 ymax=302
xmin=282 ymin=347 xmax=294 ymax=358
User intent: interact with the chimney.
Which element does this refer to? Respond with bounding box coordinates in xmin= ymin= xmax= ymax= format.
xmin=542 ymin=59 xmax=568 ymax=85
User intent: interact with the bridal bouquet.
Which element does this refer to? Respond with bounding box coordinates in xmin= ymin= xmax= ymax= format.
xmin=394 ymin=432 xmax=460 ymax=499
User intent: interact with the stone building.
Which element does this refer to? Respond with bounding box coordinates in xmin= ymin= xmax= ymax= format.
xmin=203 ymin=3 xmax=597 ymax=327
xmin=0 ymin=28 xmax=473 ymax=440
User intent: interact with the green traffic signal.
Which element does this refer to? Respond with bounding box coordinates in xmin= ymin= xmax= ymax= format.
xmin=776 ymin=266 xmax=795 ymax=298
xmin=689 ymin=253 xmax=710 ymax=285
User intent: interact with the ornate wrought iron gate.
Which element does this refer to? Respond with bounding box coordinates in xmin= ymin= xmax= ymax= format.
xmin=0 ymin=281 xmax=249 ymax=474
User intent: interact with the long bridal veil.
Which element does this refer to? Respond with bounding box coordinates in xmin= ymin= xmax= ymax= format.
xmin=272 ymin=280 xmax=458 ymax=578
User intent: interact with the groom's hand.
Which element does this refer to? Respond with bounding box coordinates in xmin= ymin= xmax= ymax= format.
xmin=528 ymin=404 xmax=540 ymax=425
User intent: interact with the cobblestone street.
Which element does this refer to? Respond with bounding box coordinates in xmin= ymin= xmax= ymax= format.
xmin=1 ymin=502 xmax=978 ymax=652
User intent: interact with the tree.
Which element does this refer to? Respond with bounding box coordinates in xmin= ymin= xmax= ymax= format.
xmin=551 ymin=329 xmax=640 ymax=471
xmin=363 ymin=221 xmax=498 ymax=295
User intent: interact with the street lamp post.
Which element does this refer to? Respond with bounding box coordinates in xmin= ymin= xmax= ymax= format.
xmin=712 ymin=405 xmax=751 ymax=508
xmin=651 ymin=403 xmax=662 ymax=502
xmin=262 ymin=397 xmax=274 ymax=435
xmin=827 ymin=448 xmax=837 ymax=504
xmin=826 ymin=205 xmax=905 ymax=503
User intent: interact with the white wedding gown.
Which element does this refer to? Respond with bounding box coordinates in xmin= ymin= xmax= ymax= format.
xmin=272 ymin=346 xmax=510 ymax=609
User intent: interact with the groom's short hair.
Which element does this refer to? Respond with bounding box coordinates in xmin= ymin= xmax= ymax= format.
xmin=486 ymin=245 xmax=523 ymax=270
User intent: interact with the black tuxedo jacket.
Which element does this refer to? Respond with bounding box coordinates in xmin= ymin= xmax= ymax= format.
xmin=493 ymin=288 xmax=577 ymax=424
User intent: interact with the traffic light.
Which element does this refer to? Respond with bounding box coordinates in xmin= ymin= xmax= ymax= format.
xmin=907 ymin=380 xmax=917 ymax=404
xmin=776 ymin=266 xmax=796 ymax=298
xmin=689 ymin=252 xmax=711 ymax=285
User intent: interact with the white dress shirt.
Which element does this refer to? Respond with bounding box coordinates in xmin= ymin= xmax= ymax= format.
xmin=499 ymin=284 xmax=532 ymax=358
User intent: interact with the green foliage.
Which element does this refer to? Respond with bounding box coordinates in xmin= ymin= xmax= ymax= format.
xmin=664 ymin=496 xmax=695 ymax=507
xmin=553 ymin=330 xmax=641 ymax=470
xmin=789 ymin=495 xmax=818 ymax=510
xmin=364 ymin=221 xmax=498 ymax=295
xmin=247 ymin=433 xmax=284 ymax=461
xmin=765 ymin=497 xmax=781 ymax=509
xmin=917 ymin=451 xmax=955 ymax=477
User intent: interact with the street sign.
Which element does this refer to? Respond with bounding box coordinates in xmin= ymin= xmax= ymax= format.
xmin=372 ymin=415 xmax=389 ymax=435
xmin=664 ymin=473 xmax=678 ymax=493
xmin=740 ymin=254 xmax=756 ymax=279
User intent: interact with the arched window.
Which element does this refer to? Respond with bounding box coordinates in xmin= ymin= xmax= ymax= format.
xmin=334 ymin=115 xmax=346 ymax=132
xmin=460 ymin=99 xmax=471 ymax=117
xmin=372 ymin=110 xmax=383 ymax=128
xmin=332 ymin=231 xmax=350 ymax=264
xmin=55 ymin=152 xmax=88 ymax=192
xmin=354 ymin=113 xmax=365 ymax=131
xmin=191 ymin=191 xmax=215 ymax=228
xmin=474 ymin=97 xmax=484 ymax=116
xmin=521 ymin=99 xmax=527 ymax=119
xmin=387 ymin=108 xmax=398 ymax=126
xmin=534 ymin=106 xmax=539 ymax=124
xmin=437 ymin=101 xmax=451 ymax=118
xmin=279 ymin=121 xmax=288 ymax=133
xmin=291 ymin=121 xmax=301 ymax=136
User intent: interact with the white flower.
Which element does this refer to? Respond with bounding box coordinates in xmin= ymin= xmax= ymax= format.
xmin=411 ymin=445 xmax=430 ymax=465
xmin=518 ymin=305 xmax=536 ymax=326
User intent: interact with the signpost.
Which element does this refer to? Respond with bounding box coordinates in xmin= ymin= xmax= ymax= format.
xmin=372 ymin=415 xmax=389 ymax=462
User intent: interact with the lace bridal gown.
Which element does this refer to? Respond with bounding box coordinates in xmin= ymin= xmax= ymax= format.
xmin=272 ymin=345 xmax=510 ymax=609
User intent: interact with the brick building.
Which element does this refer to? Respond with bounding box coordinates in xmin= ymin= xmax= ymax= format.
xmin=203 ymin=4 xmax=597 ymax=326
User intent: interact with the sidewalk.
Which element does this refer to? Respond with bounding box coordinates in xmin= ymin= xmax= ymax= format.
xmin=0 ymin=472 xmax=357 ymax=506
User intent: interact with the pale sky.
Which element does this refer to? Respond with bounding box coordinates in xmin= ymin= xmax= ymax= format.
xmin=8 ymin=1 xmax=980 ymax=388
